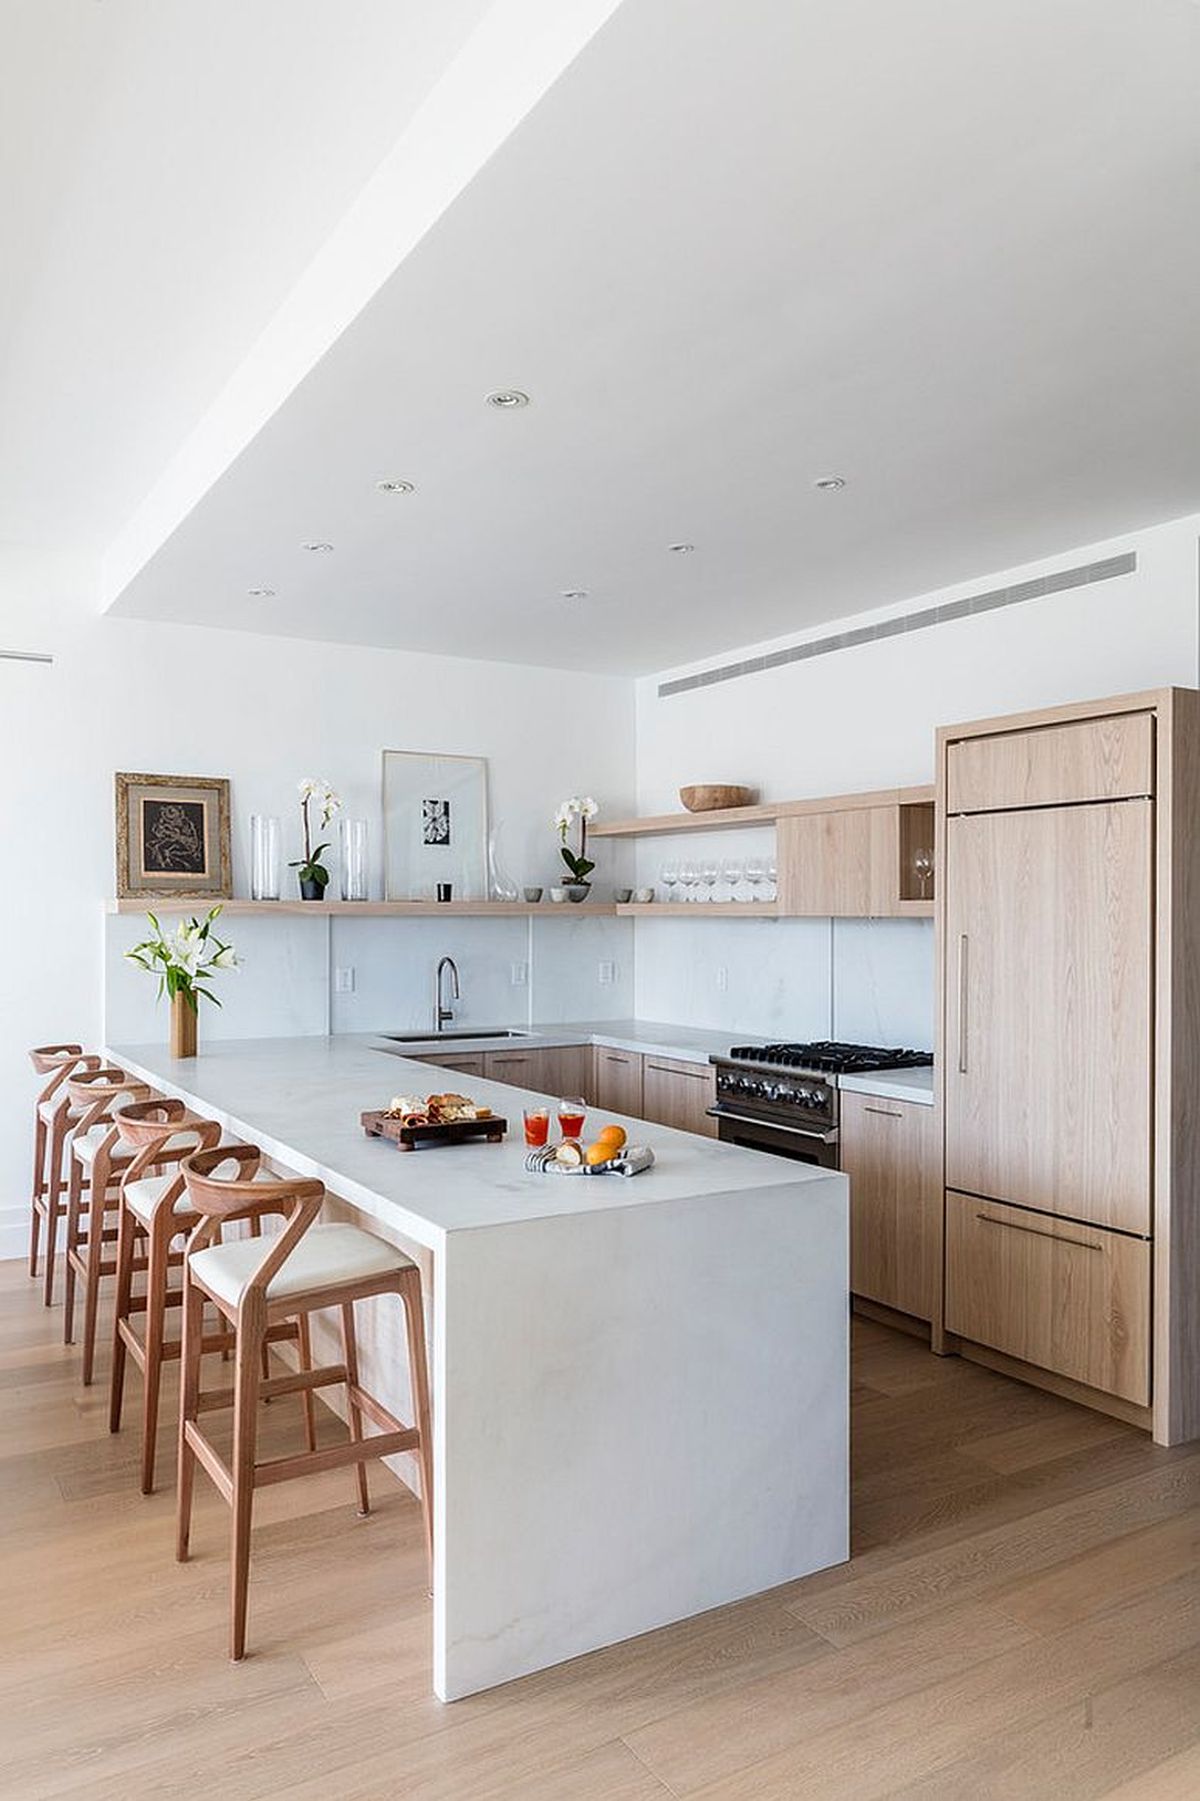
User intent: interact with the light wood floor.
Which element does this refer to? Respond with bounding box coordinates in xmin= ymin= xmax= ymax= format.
xmin=2 ymin=1260 xmax=1198 ymax=1800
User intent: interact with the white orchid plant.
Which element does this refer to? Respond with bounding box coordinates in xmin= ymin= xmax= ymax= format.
xmin=555 ymin=795 xmax=599 ymax=884
xmin=289 ymin=777 xmax=341 ymax=891
xmin=126 ymin=906 xmax=239 ymax=1013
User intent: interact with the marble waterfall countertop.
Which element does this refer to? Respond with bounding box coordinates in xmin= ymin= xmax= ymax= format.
xmin=109 ymin=1032 xmax=836 ymax=1246
xmin=107 ymin=1031 xmax=850 ymax=1703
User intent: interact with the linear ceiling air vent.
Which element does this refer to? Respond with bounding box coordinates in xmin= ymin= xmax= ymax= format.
xmin=1 ymin=649 xmax=53 ymax=664
xmin=658 ymin=551 xmax=1136 ymax=698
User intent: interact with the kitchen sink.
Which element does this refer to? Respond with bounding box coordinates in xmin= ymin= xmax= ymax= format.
xmin=382 ymin=1029 xmax=531 ymax=1043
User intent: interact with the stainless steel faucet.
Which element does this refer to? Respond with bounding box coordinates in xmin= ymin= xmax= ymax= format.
xmin=435 ymin=955 xmax=460 ymax=1033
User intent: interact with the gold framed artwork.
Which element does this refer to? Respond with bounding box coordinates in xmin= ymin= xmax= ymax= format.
xmin=115 ymin=772 xmax=232 ymax=900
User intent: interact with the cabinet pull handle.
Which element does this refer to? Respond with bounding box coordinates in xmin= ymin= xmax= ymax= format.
xmin=864 ymin=1106 xmax=903 ymax=1118
xmin=957 ymin=933 xmax=969 ymax=1074
xmin=975 ymin=1212 xmax=1101 ymax=1252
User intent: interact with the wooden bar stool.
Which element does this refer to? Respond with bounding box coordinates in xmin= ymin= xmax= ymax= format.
xmin=62 ymin=1065 xmax=153 ymax=1381
xmin=109 ymin=1101 xmax=307 ymax=1493
xmin=28 ymin=1045 xmax=99 ymax=1300
xmin=109 ymin=1099 xmax=222 ymax=1493
xmin=177 ymin=1145 xmax=434 ymax=1661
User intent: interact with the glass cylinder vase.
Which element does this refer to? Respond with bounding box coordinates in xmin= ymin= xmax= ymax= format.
xmin=340 ymin=817 xmax=369 ymax=902
xmin=487 ymin=823 xmax=520 ymax=902
xmin=249 ymin=814 xmax=280 ymax=901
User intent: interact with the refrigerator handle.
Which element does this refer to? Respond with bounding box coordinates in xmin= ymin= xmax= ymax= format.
xmin=956 ymin=933 xmax=969 ymax=1074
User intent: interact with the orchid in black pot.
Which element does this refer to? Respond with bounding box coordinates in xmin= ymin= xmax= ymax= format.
xmin=555 ymin=795 xmax=599 ymax=900
xmin=290 ymin=777 xmax=341 ymax=899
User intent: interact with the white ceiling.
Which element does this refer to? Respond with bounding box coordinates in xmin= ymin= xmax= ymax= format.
xmin=11 ymin=2 xmax=1200 ymax=674
xmin=0 ymin=0 xmax=495 ymax=547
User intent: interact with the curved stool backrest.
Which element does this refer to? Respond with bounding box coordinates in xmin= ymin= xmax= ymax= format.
xmin=182 ymin=1145 xmax=325 ymax=1319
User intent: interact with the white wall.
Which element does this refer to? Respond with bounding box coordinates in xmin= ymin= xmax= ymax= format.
xmin=632 ymin=514 xmax=1200 ymax=1039
xmin=1 ymin=547 xmax=635 ymax=1254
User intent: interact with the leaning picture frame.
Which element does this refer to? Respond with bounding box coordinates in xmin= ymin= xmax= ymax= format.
xmin=115 ymin=772 xmax=233 ymax=900
xmin=382 ymin=751 xmax=489 ymax=901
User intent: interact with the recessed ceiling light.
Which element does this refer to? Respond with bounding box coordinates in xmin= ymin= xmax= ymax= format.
xmin=486 ymin=389 xmax=530 ymax=410
xmin=813 ymin=475 xmax=847 ymax=491
xmin=300 ymin=540 xmax=334 ymax=552
xmin=561 ymin=589 xmax=589 ymax=601
xmin=376 ymin=478 xmax=415 ymax=494
xmin=246 ymin=586 xmax=276 ymax=598
xmin=668 ymin=542 xmax=695 ymax=554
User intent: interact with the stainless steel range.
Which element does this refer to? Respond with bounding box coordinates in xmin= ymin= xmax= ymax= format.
xmin=707 ymin=1041 xmax=934 ymax=1167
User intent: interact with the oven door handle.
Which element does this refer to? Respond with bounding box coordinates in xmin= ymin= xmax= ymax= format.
xmin=706 ymin=1109 xmax=839 ymax=1146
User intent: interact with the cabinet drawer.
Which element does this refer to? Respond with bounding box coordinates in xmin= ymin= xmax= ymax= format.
xmin=483 ymin=1050 xmax=539 ymax=1085
xmin=642 ymin=1057 xmax=717 ymax=1137
xmin=946 ymin=712 xmax=1153 ymax=813
xmin=593 ymin=1046 xmax=643 ymax=1116
xmin=841 ymin=1091 xmax=940 ymax=1322
xmin=415 ymin=1051 xmax=487 ymax=1078
xmin=945 ymin=1191 xmax=1150 ymax=1404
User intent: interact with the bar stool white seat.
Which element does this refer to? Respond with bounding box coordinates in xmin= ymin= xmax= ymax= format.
xmin=189 ymin=1223 xmax=411 ymax=1309
xmin=124 ymin=1163 xmax=275 ymax=1227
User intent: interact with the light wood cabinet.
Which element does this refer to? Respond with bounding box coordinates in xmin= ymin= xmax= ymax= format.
xmin=937 ymin=688 xmax=1200 ymax=1444
xmin=478 ymin=1044 xmax=593 ymax=1101
xmin=413 ymin=1051 xmax=487 ymax=1078
xmin=482 ymin=1049 xmax=540 ymax=1087
xmin=945 ymin=1191 xmax=1150 ymax=1405
xmin=593 ymin=1046 xmax=644 ymax=1115
xmin=536 ymin=1044 xmax=593 ymax=1101
xmin=841 ymin=1091 xmax=940 ymax=1322
xmin=642 ymin=1057 xmax=717 ymax=1137
xmin=944 ymin=799 xmax=1153 ymax=1235
xmin=777 ymin=800 xmax=934 ymax=917
xmin=946 ymin=712 xmax=1153 ymax=814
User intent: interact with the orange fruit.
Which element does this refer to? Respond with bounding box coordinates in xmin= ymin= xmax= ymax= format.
xmin=584 ymin=1141 xmax=613 ymax=1166
xmin=596 ymin=1124 xmax=627 ymax=1151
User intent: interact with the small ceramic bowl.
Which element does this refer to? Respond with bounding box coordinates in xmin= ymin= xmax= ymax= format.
xmin=633 ymin=886 xmax=655 ymax=904
xmin=614 ymin=888 xmax=633 ymax=903
xmin=523 ymin=886 xmax=543 ymax=902
xmin=549 ymin=887 xmax=568 ymax=903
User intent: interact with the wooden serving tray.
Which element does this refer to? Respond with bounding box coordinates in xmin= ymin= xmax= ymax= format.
xmin=361 ymin=1109 xmax=507 ymax=1152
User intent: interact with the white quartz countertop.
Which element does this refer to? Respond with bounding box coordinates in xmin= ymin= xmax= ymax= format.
xmin=108 ymin=1034 xmax=833 ymax=1249
xmin=378 ymin=1019 xmax=936 ymax=1104
xmin=838 ymin=1067 xmax=935 ymax=1105
xmin=375 ymin=1018 xmax=759 ymax=1066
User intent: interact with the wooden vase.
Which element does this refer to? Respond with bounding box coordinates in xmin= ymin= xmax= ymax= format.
xmin=170 ymin=992 xmax=198 ymax=1059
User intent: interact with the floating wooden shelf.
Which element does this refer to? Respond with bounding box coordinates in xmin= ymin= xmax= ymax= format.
xmin=107 ymin=899 xmax=618 ymax=918
xmin=615 ymin=902 xmax=781 ymax=917
xmin=591 ymin=784 xmax=934 ymax=838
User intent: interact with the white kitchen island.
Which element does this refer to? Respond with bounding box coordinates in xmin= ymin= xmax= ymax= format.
xmin=109 ymin=1034 xmax=849 ymax=1701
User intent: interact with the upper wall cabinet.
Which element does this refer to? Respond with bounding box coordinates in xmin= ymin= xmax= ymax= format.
xmin=777 ymin=799 xmax=934 ymax=918
xmin=946 ymin=712 xmax=1154 ymax=814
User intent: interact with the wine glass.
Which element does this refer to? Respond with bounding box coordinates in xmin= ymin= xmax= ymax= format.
xmin=745 ymin=856 xmax=765 ymax=899
xmin=765 ymin=858 xmax=778 ymax=902
xmin=661 ymin=860 xmax=679 ymax=903
xmin=719 ymin=856 xmax=742 ymax=903
xmin=913 ymin=850 xmax=934 ymax=899
xmin=701 ymin=857 xmax=720 ymax=902
xmin=680 ymin=860 xmax=698 ymax=901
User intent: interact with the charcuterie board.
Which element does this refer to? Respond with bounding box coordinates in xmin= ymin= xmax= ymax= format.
xmin=361 ymin=1110 xmax=507 ymax=1152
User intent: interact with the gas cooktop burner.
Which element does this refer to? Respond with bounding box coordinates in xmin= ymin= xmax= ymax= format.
xmin=726 ymin=1040 xmax=934 ymax=1074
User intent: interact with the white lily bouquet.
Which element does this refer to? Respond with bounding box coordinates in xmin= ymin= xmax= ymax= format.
xmin=126 ymin=906 xmax=239 ymax=1056
xmin=555 ymin=795 xmax=599 ymax=891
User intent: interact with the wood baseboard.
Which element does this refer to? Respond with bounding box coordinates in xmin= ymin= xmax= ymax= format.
xmin=851 ymin=1296 xmax=931 ymax=1343
xmin=955 ymin=1337 xmax=1153 ymax=1431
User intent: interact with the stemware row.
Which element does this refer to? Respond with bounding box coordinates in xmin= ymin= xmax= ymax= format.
xmin=657 ymin=857 xmax=778 ymax=902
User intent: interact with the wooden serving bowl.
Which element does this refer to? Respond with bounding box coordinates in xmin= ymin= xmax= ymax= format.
xmin=679 ymin=784 xmax=757 ymax=813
